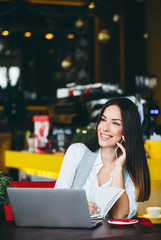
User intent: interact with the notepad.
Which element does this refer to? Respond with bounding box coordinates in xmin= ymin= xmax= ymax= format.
xmin=91 ymin=187 xmax=125 ymax=219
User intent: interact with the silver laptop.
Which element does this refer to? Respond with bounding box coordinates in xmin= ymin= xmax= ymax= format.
xmin=7 ymin=188 xmax=103 ymax=228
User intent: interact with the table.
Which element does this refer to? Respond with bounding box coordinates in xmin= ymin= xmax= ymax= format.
xmin=0 ymin=221 xmax=161 ymax=240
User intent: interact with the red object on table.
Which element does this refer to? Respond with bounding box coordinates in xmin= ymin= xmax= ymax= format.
xmin=110 ymin=217 xmax=153 ymax=227
xmin=4 ymin=181 xmax=56 ymax=221
xmin=135 ymin=217 xmax=153 ymax=227
xmin=109 ymin=217 xmax=152 ymax=227
xmin=109 ymin=219 xmax=137 ymax=223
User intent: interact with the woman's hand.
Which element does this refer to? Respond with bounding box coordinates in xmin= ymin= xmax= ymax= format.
xmin=88 ymin=201 xmax=99 ymax=215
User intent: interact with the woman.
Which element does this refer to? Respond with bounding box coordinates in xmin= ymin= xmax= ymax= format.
xmin=55 ymin=97 xmax=150 ymax=219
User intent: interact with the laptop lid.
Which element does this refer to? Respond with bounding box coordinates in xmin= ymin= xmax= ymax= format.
xmin=7 ymin=188 xmax=102 ymax=228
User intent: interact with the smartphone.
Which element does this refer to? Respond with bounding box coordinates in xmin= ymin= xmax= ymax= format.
xmin=115 ymin=139 xmax=124 ymax=159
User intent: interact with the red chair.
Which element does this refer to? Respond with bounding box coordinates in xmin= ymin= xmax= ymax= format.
xmin=4 ymin=181 xmax=56 ymax=221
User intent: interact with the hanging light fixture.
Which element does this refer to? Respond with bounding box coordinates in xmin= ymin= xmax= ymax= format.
xmin=113 ymin=14 xmax=120 ymax=22
xmin=88 ymin=2 xmax=95 ymax=9
xmin=61 ymin=57 xmax=72 ymax=70
xmin=2 ymin=30 xmax=10 ymax=36
xmin=24 ymin=32 xmax=32 ymax=38
xmin=143 ymin=33 xmax=149 ymax=39
xmin=67 ymin=34 xmax=75 ymax=39
xmin=45 ymin=33 xmax=54 ymax=40
xmin=75 ymin=18 xmax=85 ymax=28
xmin=98 ymin=29 xmax=111 ymax=43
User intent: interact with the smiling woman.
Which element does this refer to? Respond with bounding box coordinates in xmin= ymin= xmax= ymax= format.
xmin=55 ymin=97 xmax=151 ymax=220
xmin=94 ymin=97 xmax=151 ymax=218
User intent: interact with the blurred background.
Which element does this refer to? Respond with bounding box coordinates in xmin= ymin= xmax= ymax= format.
xmin=0 ymin=0 xmax=161 ymax=221
xmin=0 ymin=0 xmax=160 ymax=131
xmin=0 ymin=0 xmax=161 ymax=167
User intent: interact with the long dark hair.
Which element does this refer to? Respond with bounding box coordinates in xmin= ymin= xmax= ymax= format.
xmin=89 ymin=97 xmax=150 ymax=202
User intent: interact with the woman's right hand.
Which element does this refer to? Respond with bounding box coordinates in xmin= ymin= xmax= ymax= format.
xmin=88 ymin=201 xmax=99 ymax=215
xmin=115 ymin=136 xmax=126 ymax=168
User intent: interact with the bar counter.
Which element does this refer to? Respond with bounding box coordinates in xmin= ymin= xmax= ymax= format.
xmin=5 ymin=150 xmax=64 ymax=179
xmin=4 ymin=150 xmax=161 ymax=180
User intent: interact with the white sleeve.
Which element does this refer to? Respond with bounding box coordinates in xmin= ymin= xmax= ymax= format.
xmin=55 ymin=143 xmax=86 ymax=188
xmin=124 ymin=174 xmax=138 ymax=219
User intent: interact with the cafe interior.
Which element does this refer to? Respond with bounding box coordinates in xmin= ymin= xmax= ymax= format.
xmin=0 ymin=0 xmax=161 ymax=233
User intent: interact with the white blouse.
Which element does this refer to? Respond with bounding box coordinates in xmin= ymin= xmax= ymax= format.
xmin=55 ymin=143 xmax=138 ymax=218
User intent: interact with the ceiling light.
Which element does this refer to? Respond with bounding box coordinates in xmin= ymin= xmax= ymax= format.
xmin=113 ymin=14 xmax=120 ymax=22
xmin=61 ymin=57 xmax=72 ymax=70
xmin=45 ymin=33 xmax=54 ymax=40
xmin=2 ymin=30 xmax=9 ymax=36
xmin=98 ymin=29 xmax=111 ymax=43
xmin=88 ymin=2 xmax=95 ymax=9
xmin=67 ymin=34 xmax=75 ymax=39
xmin=75 ymin=19 xmax=85 ymax=28
xmin=143 ymin=33 xmax=149 ymax=39
xmin=24 ymin=32 xmax=32 ymax=37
